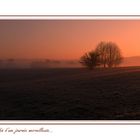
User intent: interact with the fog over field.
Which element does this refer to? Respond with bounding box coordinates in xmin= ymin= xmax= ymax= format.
xmin=0 ymin=56 xmax=140 ymax=69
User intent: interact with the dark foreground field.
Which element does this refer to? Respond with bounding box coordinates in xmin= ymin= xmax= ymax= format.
xmin=0 ymin=67 xmax=140 ymax=120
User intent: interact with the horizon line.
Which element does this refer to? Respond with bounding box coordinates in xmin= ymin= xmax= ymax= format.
xmin=0 ymin=55 xmax=140 ymax=61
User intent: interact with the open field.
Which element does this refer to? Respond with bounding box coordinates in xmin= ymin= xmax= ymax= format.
xmin=0 ymin=66 xmax=140 ymax=120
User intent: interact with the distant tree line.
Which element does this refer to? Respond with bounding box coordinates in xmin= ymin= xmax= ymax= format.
xmin=80 ymin=41 xmax=123 ymax=70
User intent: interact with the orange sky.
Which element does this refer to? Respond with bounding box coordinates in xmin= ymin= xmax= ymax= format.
xmin=0 ymin=20 xmax=140 ymax=60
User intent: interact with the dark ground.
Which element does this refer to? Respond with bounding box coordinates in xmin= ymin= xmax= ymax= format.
xmin=0 ymin=67 xmax=140 ymax=120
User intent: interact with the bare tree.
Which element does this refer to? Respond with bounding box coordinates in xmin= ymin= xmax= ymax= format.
xmin=95 ymin=41 xmax=123 ymax=68
xmin=80 ymin=51 xmax=100 ymax=70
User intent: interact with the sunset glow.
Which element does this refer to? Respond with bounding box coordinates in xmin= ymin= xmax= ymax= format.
xmin=0 ymin=20 xmax=140 ymax=60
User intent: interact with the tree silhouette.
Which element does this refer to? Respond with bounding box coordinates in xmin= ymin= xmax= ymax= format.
xmin=80 ymin=51 xmax=100 ymax=70
xmin=95 ymin=41 xmax=123 ymax=68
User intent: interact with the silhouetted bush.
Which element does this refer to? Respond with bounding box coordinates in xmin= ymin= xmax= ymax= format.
xmin=80 ymin=51 xmax=100 ymax=70
xmin=80 ymin=41 xmax=123 ymax=69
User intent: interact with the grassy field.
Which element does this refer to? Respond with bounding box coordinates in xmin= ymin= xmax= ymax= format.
xmin=0 ymin=66 xmax=140 ymax=120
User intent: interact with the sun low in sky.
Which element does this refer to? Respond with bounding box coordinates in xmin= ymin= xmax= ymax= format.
xmin=0 ymin=20 xmax=140 ymax=60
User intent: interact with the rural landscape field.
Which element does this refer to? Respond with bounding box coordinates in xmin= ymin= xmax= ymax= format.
xmin=0 ymin=66 xmax=139 ymax=119
xmin=0 ymin=20 xmax=140 ymax=120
